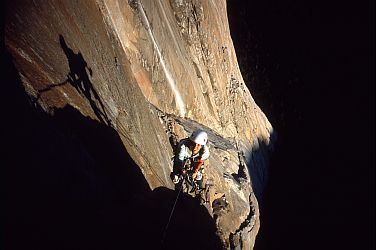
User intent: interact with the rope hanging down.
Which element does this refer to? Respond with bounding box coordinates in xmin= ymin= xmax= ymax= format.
xmin=161 ymin=179 xmax=184 ymax=247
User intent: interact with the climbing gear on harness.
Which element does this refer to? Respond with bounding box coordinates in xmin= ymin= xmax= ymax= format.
xmin=172 ymin=157 xmax=205 ymax=202
xmin=172 ymin=174 xmax=180 ymax=184
xmin=191 ymin=171 xmax=198 ymax=180
xmin=189 ymin=180 xmax=197 ymax=193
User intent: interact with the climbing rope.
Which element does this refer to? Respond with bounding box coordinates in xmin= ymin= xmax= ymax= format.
xmin=161 ymin=180 xmax=184 ymax=247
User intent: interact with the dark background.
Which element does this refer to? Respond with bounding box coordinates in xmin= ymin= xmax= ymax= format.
xmin=228 ymin=0 xmax=374 ymax=249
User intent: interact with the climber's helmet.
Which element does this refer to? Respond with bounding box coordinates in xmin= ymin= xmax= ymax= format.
xmin=189 ymin=129 xmax=208 ymax=146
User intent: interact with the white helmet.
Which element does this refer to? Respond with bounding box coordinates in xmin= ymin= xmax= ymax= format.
xmin=189 ymin=129 xmax=208 ymax=145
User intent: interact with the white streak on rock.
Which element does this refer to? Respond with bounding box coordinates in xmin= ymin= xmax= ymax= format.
xmin=17 ymin=48 xmax=32 ymax=63
xmin=156 ymin=0 xmax=182 ymax=58
xmin=138 ymin=2 xmax=186 ymax=117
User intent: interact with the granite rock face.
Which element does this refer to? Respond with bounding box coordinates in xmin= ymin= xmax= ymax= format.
xmin=5 ymin=0 xmax=274 ymax=249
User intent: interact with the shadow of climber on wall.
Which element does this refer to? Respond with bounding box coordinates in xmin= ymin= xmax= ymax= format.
xmin=59 ymin=34 xmax=111 ymax=126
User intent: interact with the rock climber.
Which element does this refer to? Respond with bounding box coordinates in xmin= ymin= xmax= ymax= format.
xmin=172 ymin=129 xmax=210 ymax=193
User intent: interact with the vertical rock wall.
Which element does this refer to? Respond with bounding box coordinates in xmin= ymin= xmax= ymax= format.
xmin=5 ymin=0 xmax=274 ymax=249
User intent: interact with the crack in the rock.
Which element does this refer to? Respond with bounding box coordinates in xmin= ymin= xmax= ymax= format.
xmin=229 ymin=198 xmax=256 ymax=249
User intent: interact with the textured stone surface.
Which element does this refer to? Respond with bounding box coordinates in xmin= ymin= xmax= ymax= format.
xmin=5 ymin=0 xmax=274 ymax=249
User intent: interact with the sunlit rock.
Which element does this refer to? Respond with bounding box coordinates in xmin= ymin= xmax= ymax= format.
xmin=5 ymin=0 xmax=274 ymax=249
